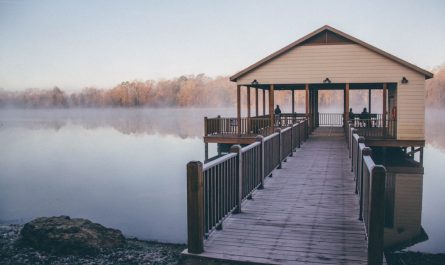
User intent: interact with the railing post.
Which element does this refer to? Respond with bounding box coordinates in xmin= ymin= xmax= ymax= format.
xmin=368 ymin=165 xmax=386 ymax=265
xmin=186 ymin=161 xmax=204 ymax=254
xmin=290 ymin=125 xmax=294 ymax=156
xmin=204 ymin=116 xmax=208 ymax=136
xmin=355 ymin=136 xmax=365 ymax=185
xmin=275 ymin=128 xmax=282 ymax=169
xmin=359 ymin=147 xmax=372 ymax=221
xmin=230 ymin=145 xmax=243 ymax=213
xmin=256 ymin=135 xmax=265 ymax=189
xmin=217 ymin=115 xmax=221 ymax=134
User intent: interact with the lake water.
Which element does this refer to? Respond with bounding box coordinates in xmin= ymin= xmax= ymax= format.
xmin=0 ymin=108 xmax=444 ymax=253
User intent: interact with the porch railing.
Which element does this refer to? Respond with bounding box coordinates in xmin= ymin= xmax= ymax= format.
xmin=204 ymin=114 xmax=306 ymax=137
xmin=316 ymin=113 xmax=344 ymax=126
xmin=186 ymin=119 xmax=309 ymax=254
xmin=349 ymin=117 xmax=396 ymax=139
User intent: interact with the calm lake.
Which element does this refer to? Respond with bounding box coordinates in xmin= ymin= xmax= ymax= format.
xmin=0 ymin=108 xmax=444 ymax=253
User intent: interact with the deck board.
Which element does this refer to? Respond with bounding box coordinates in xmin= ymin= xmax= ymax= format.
xmin=184 ymin=127 xmax=369 ymax=264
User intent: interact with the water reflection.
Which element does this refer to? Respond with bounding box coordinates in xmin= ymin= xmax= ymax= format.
xmin=384 ymin=167 xmax=427 ymax=250
xmin=0 ymin=108 xmax=231 ymax=243
xmin=0 ymin=108 xmax=234 ymax=139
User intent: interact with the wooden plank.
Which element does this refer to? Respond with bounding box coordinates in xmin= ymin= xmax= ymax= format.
xmin=184 ymin=127 xmax=369 ymax=264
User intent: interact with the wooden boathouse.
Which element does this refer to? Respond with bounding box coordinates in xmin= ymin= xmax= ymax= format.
xmin=183 ymin=25 xmax=433 ymax=264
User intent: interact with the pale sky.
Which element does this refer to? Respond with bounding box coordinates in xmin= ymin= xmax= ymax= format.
xmin=0 ymin=0 xmax=444 ymax=91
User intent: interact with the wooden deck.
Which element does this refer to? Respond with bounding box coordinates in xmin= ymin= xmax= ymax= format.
xmin=184 ymin=127 xmax=370 ymax=264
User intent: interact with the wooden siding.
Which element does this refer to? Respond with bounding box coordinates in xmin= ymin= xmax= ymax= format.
xmin=237 ymin=44 xmax=425 ymax=140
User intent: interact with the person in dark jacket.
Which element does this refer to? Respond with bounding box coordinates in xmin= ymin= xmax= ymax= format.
xmin=360 ymin=108 xmax=370 ymax=127
xmin=275 ymin=105 xmax=282 ymax=126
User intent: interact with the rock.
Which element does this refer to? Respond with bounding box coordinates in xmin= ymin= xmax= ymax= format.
xmin=18 ymin=216 xmax=125 ymax=255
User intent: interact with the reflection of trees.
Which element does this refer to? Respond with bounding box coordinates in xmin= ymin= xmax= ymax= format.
xmin=425 ymin=109 xmax=445 ymax=151
xmin=0 ymin=108 xmax=234 ymax=139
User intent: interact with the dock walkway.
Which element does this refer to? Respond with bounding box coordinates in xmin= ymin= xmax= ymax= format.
xmin=186 ymin=127 xmax=368 ymax=264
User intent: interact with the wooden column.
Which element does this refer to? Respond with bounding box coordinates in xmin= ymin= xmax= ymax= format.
xmin=305 ymin=84 xmax=310 ymax=128
xmin=255 ymin=87 xmax=259 ymax=117
xmin=187 ymin=161 xmax=204 ymax=254
xmin=291 ymin=89 xmax=295 ymax=114
xmin=383 ymin=83 xmax=387 ymax=124
xmin=247 ymin=86 xmax=251 ymax=119
xmin=368 ymin=88 xmax=372 ymax=113
xmin=247 ymin=86 xmax=251 ymax=133
xmin=345 ymin=83 xmax=350 ymax=127
xmin=237 ymin=85 xmax=241 ymax=136
xmin=262 ymin=89 xmax=266 ymax=116
xmin=269 ymin=85 xmax=275 ymax=127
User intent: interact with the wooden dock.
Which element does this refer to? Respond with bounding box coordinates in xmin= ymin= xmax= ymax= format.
xmin=184 ymin=127 xmax=371 ymax=264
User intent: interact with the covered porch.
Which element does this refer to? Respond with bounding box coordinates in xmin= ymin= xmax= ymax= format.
xmin=204 ymin=81 xmax=397 ymax=144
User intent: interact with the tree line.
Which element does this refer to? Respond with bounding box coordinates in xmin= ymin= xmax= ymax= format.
xmin=0 ymin=65 xmax=444 ymax=108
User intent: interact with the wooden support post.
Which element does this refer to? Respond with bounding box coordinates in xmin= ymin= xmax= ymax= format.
xmin=420 ymin=147 xmax=424 ymax=165
xmin=305 ymin=84 xmax=310 ymax=129
xmin=269 ymin=85 xmax=275 ymax=128
xmin=204 ymin=116 xmax=208 ymax=136
xmin=256 ymin=135 xmax=265 ymax=189
xmin=368 ymin=165 xmax=386 ymax=265
xmin=247 ymin=86 xmax=251 ymax=133
xmin=275 ymin=128 xmax=282 ymax=169
xmin=383 ymin=83 xmax=387 ymax=136
xmin=255 ymin=87 xmax=259 ymax=117
xmin=262 ymin=89 xmax=266 ymax=116
xmin=186 ymin=161 xmax=204 ymax=254
xmin=247 ymin=86 xmax=251 ymax=119
xmin=204 ymin=142 xmax=208 ymax=161
xmin=368 ymin=88 xmax=372 ymax=114
xmin=315 ymin=89 xmax=319 ymax=127
xmin=230 ymin=145 xmax=243 ymax=213
xmin=345 ymin=83 xmax=349 ymax=128
xmin=291 ymin=89 xmax=295 ymax=115
xmin=237 ymin=85 xmax=241 ymax=136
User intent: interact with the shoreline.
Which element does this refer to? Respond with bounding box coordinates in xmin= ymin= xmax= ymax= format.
xmin=0 ymin=224 xmax=185 ymax=265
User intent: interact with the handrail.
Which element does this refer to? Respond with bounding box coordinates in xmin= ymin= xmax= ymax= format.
xmin=186 ymin=118 xmax=309 ymax=254
xmin=203 ymin=153 xmax=237 ymax=171
xmin=240 ymin=141 xmax=261 ymax=152
xmin=349 ymin=130 xmax=386 ymax=265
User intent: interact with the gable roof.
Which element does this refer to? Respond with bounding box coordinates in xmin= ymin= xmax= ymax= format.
xmin=230 ymin=25 xmax=433 ymax=81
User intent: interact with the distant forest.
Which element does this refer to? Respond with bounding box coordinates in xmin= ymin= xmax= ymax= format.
xmin=0 ymin=65 xmax=444 ymax=108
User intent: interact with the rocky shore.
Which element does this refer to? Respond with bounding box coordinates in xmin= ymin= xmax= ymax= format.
xmin=0 ymin=222 xmax=185 ymax=265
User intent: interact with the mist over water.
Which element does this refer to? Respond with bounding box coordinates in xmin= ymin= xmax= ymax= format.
xmin=0 ymin=107 xmax=444 ymax=252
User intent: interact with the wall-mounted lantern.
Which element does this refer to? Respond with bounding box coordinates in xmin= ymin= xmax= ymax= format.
xmin=323 ymin=78 xmax=331 ymax=84
xmin=251 ymin=79 xmax=259 ymax=88
xmin=401 ymin=77 xmax=408 ymax=84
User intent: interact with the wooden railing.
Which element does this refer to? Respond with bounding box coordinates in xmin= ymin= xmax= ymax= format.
xmin=351 ymin=118 xmax=396 ymax=138
xmin=187 ymin=119 xmax=309 ymax=254
xmin=316 ymin=113 xmax=344 ymax=126
xmin=348 ymin=126 xmax=387 ymax=265
xmin=204 ymin=113 xmax=307 ymax=137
